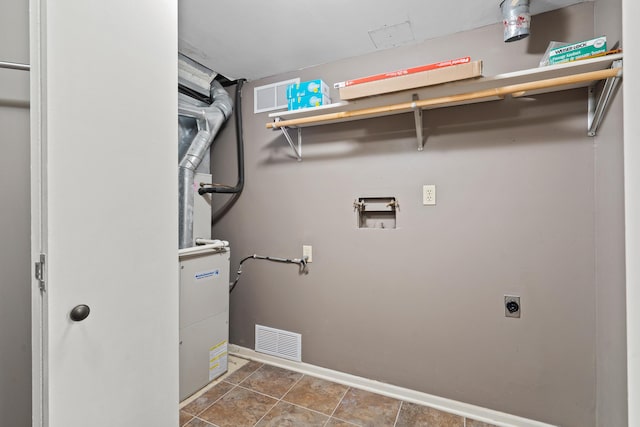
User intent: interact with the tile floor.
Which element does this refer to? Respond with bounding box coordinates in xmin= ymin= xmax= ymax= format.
xmin=179 ymin=356 xmax=498 ymax=427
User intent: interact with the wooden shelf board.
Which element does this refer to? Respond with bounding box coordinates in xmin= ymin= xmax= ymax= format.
xmin=267 ymin=54 xmax=622 ymax=130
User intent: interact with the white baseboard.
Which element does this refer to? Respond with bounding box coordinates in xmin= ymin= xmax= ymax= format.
xmin=228 ymin=344 xmax=556 ymax=427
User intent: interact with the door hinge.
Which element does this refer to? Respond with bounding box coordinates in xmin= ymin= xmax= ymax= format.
xmin=35 ymin=253 xmax=46 ymax=291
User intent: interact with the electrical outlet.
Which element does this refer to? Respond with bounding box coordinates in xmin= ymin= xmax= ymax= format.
xmin=303 ymin=245 xmax=312 ymax=263
xmin=423 ymin=184 xmax=436 ymax=205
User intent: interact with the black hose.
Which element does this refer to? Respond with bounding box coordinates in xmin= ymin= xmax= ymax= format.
xmin=198 ymin=78 xmax=246 ymax=195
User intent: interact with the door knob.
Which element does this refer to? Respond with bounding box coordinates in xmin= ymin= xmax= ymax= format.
xmin=70 ymin=304 xmax=90 ymax=322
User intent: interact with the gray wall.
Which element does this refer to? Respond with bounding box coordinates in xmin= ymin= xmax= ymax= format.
xmin=0 ymin=0 xmax=31 ymax=425
xmin=593 ymin=0 xmax=627 ymax=425
xmin=212 ymin=4 xmax=624 ymax=426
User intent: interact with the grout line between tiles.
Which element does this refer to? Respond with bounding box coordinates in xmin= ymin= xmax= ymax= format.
xmin=234 ymin=363 xmax=264 ymax=382
xmin=237 ymin=384 xmax=278 ymax=400
xmin=251 ymin=399 xmax=279 ymax=427
xmin=192 ymin=415 xmax=220 ymax=427
xmin=180 ymin=355 xmax=252 ymax=409
xmin=250 ymin=372 xmax=306 ymax=426
xmin=189 ymin=381 xmax=239 ymax=419
xmin=282 ymin=399 xmax=337 ymax=419
xmin=393 ymin=401 xmax=403 ymax=427
xmin=328 ymin=415 xmax=362 ymax=426
xmin=237 ymin=363 xmax=266 ymax=387
xmin=322 ymin=385 xmax=352 ymax=426
xmin=284 ymin=372 xmax=306 ymax=396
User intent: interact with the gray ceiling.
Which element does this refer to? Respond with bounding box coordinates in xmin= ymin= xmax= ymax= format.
xmin=179 ymin=0 xmax=589 ymax=81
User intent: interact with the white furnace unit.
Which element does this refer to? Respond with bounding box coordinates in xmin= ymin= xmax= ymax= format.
xmin=178 ymin=244 xmax=230 ymax=400
xmin=177 ymin=55 xmax=234 ymax=401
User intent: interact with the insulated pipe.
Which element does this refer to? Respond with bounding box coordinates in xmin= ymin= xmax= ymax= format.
xmin=178 ymin=242 xmax=229 ymax=257
xmin=194 ymin=238 xmax=229 ymax=247
xmin=178 ymin=81 xmax=233 ymax=249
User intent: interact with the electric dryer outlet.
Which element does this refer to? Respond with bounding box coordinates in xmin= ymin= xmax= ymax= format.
xmin=504 ymin=295 xmax=521 ymax=318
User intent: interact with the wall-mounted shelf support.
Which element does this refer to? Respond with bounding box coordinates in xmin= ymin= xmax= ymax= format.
xmin=412 ymin=94 xmax=425 ymax=151
xmin=275 ymin=118 xmax=302 ymax=161
xmin=588 ymin=59 xmax=622 ymax=137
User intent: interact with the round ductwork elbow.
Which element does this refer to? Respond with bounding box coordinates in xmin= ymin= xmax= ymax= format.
xmin=500 ymin=0 xmax=531 ymax=43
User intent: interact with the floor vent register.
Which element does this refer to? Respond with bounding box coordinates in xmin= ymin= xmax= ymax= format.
xmin=255 ymin=325 xmax=302 ymax=362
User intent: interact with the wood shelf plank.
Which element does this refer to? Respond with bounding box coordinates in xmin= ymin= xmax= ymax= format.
xmin=267 ymin=54 xmax=622 ymax=129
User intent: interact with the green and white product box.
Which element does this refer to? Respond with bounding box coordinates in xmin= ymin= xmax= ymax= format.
xmin=548 ymin=36 xmax=607 ymax=65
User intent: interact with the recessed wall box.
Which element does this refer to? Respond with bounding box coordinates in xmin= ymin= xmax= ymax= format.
xmin=354 ymin=197 xmax=398 ymax=229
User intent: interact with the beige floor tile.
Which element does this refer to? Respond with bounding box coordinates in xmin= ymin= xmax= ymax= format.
xmin=179 ymin=410 xmax=193 ymax=426
xmin=240 ymin=364 xmax=303 ymax=399
xmin=395 ymin=402 xmax=464 ymax=427
xmin=184 ymin=418 xmax=216 ymax=427
xmin=332 ymin=387 xmax=401 ymax=427
xmin=283 ymin=375 xmax=349 ymax=415
xmin=255 ymin=401 xmax=328 ymax=426
xmin=182 ymin=381 xmax=235 ymax=416
xmin=466 ymin=419 xmax=499 ymax=427
xmin=223 ymin=360 xmax=264 ymax=385
xmin=198 ymin=386 xmax=276 ymax=427
xmin=325 ymin=417 xmax=361 ymax=426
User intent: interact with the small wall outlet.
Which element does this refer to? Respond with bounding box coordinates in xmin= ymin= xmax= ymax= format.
xmin=423 ymin=184 xmax=436 ymax=205
xmin=303 ymin=245 xmax=312 ymax=263
xmin=504 ymin=295 xmax=521 ymax=318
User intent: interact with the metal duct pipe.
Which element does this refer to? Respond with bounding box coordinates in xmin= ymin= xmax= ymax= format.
xmin=178 ymin=81 xmax=233 ymax=249
xmin=500 ymin=0 xmax=531 ymax=42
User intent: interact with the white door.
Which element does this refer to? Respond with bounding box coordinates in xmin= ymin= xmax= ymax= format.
xmin=623 ymin=1 xmax=640 ymax=425
xmin=30 ymin=1 xmax=179 ymax=426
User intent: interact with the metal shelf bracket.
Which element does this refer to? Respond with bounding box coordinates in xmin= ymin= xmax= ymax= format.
xmin=275 ymin=118 xmax=302 ymax=161
xmin=588 ymin=59 xmax=622 ymax=137
xmin=412 ymin=94 xmax=425 ymax=151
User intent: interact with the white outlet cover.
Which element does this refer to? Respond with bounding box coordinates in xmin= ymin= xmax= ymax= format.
xmin=423 ymin=184 xmax=436 ymax=205
xmin=303 ymin=245 xmax=312 ymax=263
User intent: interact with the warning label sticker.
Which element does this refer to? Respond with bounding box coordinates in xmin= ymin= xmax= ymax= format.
xmin=209 ymin=340 xmax=228 ymax=381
